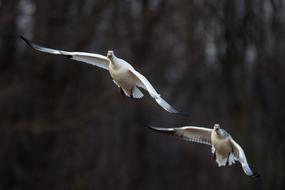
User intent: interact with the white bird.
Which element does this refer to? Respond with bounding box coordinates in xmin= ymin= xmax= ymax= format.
xmin=149 ymin=124 xmax=261 ymax=179
xmin=21 ymin=36 xmax=187 ymax=115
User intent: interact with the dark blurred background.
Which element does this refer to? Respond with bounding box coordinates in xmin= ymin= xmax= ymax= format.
xmin=0 ymin=0 xmax=284 ymax=189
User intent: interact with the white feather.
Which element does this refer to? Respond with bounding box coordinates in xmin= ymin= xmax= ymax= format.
xmin=230 ymin=139 xmax=254 ymax=176
xmin=132 ymin=86 xmax=144 ymax=99
xmin=112 ymin=80 xmax=120 ymax=87
xmin=21 ymin=37 xmax=109 ymax=70
xmin=128 ymin=68 xmax=180 ymax=113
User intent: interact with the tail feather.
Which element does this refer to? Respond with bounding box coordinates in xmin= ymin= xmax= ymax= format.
xmin=132 ymin=86 xmax=144 ymax=99
xmin=215 ymin=152 xmax=237 ymax=167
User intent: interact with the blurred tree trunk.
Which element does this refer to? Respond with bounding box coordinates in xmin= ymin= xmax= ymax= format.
xmin=0 ymin=0 xmax=19 ymax=71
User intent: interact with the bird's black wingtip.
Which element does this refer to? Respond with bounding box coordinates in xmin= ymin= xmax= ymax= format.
xmin=20 ymin=36 xmax=33 ymax=48
xmin=147 ymin=125 xmax=168 ymax=132
xmin=65 ymin=54 xmax=73 ymax=59
xmin=147 ymin=125 xmax=175 ymax=133
xmin=251 ymin=173 xmax=262 ymax=181
xmin=147 ymin=125 xmax=158 ymax=131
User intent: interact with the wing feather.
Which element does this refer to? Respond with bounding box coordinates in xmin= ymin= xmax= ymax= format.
xmin=128 ymin=68 xmax=159 ymax=97
xmin=21 ymin=36 xmax=109 ymax=70
xmin=149 ymin=125 xmax=212 ymax=145
xmin=230 ymin=139 xmax=261 ymax=179
xmin=128 ymin=68 xmax=187 ymax=115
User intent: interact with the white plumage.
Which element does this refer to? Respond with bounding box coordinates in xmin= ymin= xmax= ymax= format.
xmin=21 ymin=36 xmax=187 ymax=115
xmin=149 ymin=124 xmax=261 ymax=179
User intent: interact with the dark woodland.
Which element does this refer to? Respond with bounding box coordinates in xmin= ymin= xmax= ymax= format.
xmin=0 ymin=0 xmax=285 ymax=189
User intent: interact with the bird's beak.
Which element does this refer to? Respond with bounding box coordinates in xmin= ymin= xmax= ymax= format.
xmin=107 ymin=50 xmax=114 ymax=59
xmin=213 ymin=124 xmax=220 ymax=131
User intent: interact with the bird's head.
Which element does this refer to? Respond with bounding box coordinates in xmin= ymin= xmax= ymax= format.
xmin=107 ymin=50 xmax=114 ymax=60
xmin=213 ymin=124 xmax=228 ymax=138
xmin=213 ymin=124 xmax=222 ymax=135
xmin=213 ymin=123 xmax=220 ymax=131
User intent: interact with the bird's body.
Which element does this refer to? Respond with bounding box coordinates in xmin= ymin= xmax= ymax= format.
xmin=21 ymin=36 xmax=186 ymax=115
xmin=149 ymin=124 xmax=261 ymax=179
xmin=212 ymin=137 xmax=231 ymax=156
xmin=111 ymin=69 xmax=135 ymax=96
xmin=211 ymin=129 xmax=235 ymax=166
xmin=108 ymin=56 xmax=139 ymax=98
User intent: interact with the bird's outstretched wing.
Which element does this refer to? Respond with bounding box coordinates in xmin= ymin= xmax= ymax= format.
xmin=149 ymin=125 xmax=212 ymax=145
xmin=128 ymin=68 xmax=188 ymax=116
xmin=21 ymin=36 xmax=109 ymax=70
xmin=230 ymin=139 xmax=261 ymax=180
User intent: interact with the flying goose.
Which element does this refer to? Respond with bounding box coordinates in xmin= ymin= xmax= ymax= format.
xmin=21 ymin=36 xmax=187 ymax=115
xmin=149 ymin=124 xmax=261 ymax=179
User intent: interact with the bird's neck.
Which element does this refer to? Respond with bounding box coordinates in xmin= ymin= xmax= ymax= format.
xmin=110 ymin=56 xmax=122 ymax=69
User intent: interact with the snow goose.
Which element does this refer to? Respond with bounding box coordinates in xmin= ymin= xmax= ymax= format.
xmin=149 ymin=124 xmax=261 ymax=179
xmin=21 ymin=36 xmax=187 ymax=115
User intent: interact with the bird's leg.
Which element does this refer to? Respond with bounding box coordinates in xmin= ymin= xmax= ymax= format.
xmin=213 ymin=151 xmax=216 ymax=160
xmin=226 ymin=153 xmax=231 ymax=166
xmin=226 ymin=146 xmax=235 ymax=166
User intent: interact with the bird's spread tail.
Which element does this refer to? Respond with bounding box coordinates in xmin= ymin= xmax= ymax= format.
xmin=212 ymin=147 xmax=237 ymax=167
xmin=132 ymin=86 xmax=144 ymax=99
